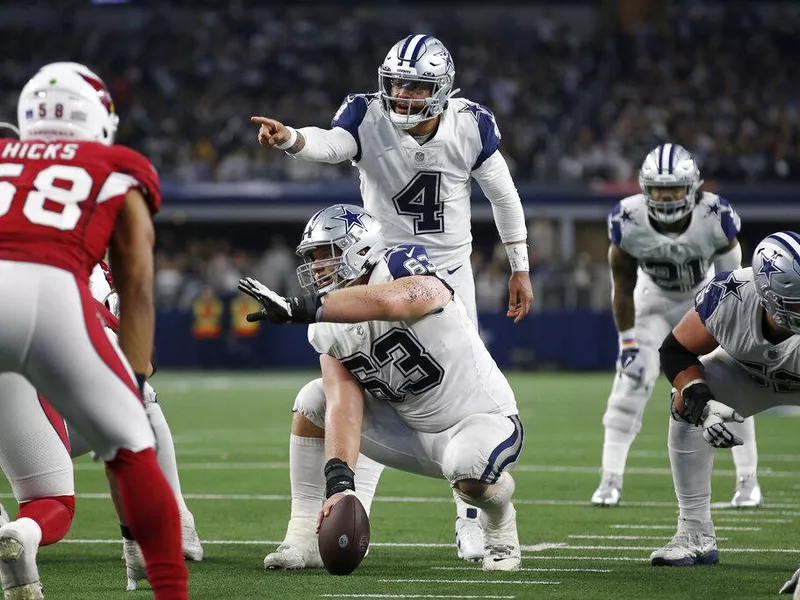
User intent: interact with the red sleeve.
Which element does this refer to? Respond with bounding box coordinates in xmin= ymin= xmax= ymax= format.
xmin=94 ymin=299 xmax=119 ymax=332
xmin=108 ymin=145 xmax=162 ymax=214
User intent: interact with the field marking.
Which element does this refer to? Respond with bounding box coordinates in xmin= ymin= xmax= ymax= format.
xmin=555 ymin=545 xmax=800 ymax=553
xmin=712 ymin=518 xmax=791 ymax=524
xmin=569 ymin=535 xmax=729 ymax=542
xmin=523 ymin=555 xmax=647 ymax=562
xmin=610 ymin=524 xmax=759 ymax=531
xmin=379 ymin=579 xmax=560 ymax=586
xmin=321 ymin=596 xmax=516 ymax=599
xmin=433 ymin=566 xmax=612 ymax=573
xmin=69 ymin=461 xmax=800 ymax=479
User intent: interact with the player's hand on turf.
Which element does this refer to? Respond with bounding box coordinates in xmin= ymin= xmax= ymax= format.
xmin=316 ymin=492 xmax=348 ymax=533
xmin=507 ymin=272 xmax=533 ymax=323
xmin=251 ymin=116 xmax=291 ymax=147
xmin=701 ymin=400 xmax=745 ymax=448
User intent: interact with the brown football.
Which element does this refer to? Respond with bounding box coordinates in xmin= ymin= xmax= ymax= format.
xmin=318 ymin=494 xmax=370 ymax=575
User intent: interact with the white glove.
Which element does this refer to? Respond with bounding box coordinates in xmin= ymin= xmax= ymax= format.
xmin=701 ymin=400 xmax=745 ymax=448
xmin=779 ymin=565 xmax=800 ymax=595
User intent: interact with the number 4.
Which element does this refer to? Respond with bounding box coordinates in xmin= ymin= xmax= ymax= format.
xmin=392 ymin=171 xmax=444 ymax=234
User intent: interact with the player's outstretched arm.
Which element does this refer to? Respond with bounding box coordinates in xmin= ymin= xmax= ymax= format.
xmin=251 ymin=116 xmax=357 ymax=163
xmin=321 ymin=276 xmax=452 ymax=323
xmin=109 ymin=189 xmax=155 ymax=388
xmin=712 ymin=238 xmax=742 ymax=272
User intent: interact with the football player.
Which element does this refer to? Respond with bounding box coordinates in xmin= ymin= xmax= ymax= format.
xmin=239 ymin=204 xmax=524 ymax=571
xmin=0 ymin=62 xmax=187 ymax=598
xmin=653 ymin=232 xmax=800 ymax=588
xmin=592 ymin=144 xmax=761 ymax=508
xmin=252 ymin=34 xmax=532 ymax=565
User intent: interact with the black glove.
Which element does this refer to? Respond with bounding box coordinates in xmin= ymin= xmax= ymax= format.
xmin=674 ymin=381 xmax=713 ymax=426
xmin=238 ymin=277 xmax=322 ymax=324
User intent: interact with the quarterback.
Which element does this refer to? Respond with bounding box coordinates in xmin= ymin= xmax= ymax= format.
xmin=239 ymin=204 xmax=524 ymax=571
xmin=252 ymin=34 xmax=532 ymax=565
xmin=592 ymin=143 xmax=761 ymax=508
xmin=653 ymin=232 xmax=800 ymax=594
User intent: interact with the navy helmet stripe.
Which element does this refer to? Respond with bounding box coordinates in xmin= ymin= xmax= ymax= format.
xmin=399 ymin=35 xmax=416 ymax=61
xmin=657 ymin=144 xmax=666 ymax=173
xmin=410 ymin=35 xmax=431 ymax=63
xmin=768 ymin=233 xmax=800 ymax=264
xmin=667 ymin=144 xmax=677 ymax=174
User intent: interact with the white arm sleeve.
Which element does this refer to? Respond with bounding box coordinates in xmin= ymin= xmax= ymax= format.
xmin=713 ymin=242 xmax=742 ymax=273
xmin=288 ymin=126 xmax=359 ymax=164
xmin=472 ymin=151 xmax=528 ymax=243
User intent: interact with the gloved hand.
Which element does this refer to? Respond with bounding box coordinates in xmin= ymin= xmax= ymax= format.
xmin=701 ymin=400 xmax=745 ymax=448
xmin=618 ymin=333 xmax=645 ymax=388
xmin=237 ymin=277 xmax=322 ymax=324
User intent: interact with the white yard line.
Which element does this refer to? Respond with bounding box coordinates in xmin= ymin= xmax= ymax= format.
xmin=523 ymin=555 xmax=647 ymax=562
xmin=610 ymin=524 xmax=759 ymax=531
xmin=378 ymin=579 xmax=560 ymax=586
xmin=569 ymin=535 xmax=729 ymax=541
xmin=320 ymin=596 xmax=516 ymax=599
xmin=556 ymin=545 xmax=800 ymax=553
xmin=433 ymin=566 xmax=612 ymax=573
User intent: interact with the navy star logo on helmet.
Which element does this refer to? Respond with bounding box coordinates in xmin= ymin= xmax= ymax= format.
xmin=757 ymin=251 xmax=785 ymax=283
xmin=331 ymin=206 xmax=367 ymax=234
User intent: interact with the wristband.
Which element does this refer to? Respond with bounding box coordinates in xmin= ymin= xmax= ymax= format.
xmin=324 ymin=458 xmax=356 ymax=498
xmin=504 ymin=242 xmax=529 ymax=273
xmin=276 ymin=126 xmax=298 ymax=150
xmin=618 ymin=328 xmax=637 ymax=348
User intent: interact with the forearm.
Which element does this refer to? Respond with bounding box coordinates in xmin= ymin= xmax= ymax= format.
xmin=116 ymin=278 xmax=155 ymax=375
xmin=713 ymin=243 xmax=742 ymax=273
xmin=612 ymin=289 xmax=636 ymax=333
xmin=323 ymin=384 xmax=364 ymax=467
xmin=321 ymin=278 xmax=449 ymax=322
xmin=282 ymin=126 xmax=357 ymax=163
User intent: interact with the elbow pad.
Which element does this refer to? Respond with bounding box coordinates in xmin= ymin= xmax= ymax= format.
xmin=659 ymin=331 xmax=701 ymax=383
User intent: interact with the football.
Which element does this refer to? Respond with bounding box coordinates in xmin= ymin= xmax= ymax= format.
xmin=318 ymin=494 xmax=370 ymax=575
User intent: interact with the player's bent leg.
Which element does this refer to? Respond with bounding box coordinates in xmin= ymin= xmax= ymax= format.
xmin=444 ymin=414 xmax=524 ymax=572
xmin=728 ymin=417 xmax=762 ymax=508
xmin=650 ymin=417 xmax=718 ymax=566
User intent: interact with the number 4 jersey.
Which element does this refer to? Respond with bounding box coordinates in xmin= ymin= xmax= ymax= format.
xmin=0 ymin=139 xmax=160 ymax=278
xmin=308 ymin=243 xmax=517 ymax=433
xmin=608 ymin=192 xmax=740 ymax=298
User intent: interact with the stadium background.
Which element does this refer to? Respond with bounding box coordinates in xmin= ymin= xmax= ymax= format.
xmin=3 ymin=0 xmax=795 ymax=371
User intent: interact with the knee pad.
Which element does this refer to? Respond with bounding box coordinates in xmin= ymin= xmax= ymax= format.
xmin=292 ymin=378 xmax=326 ymax=429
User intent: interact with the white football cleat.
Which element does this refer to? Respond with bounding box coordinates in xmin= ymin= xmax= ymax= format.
xmin=180 ymin=508 xmax=204 ymax=562
xmin=730 ymin=474 xmax=762 ymax=508
xmin=264 ymin=518 xmax=323 ymax=570
xmin=455 ymin=517 xmax=484 ymax=562
xmin=0 ymin=519 xmax=43 ymax=600
xmin=480 ymin=503 xmax=520 ymax=571
xmin=591 ymin=471 xmax=622 ymax=507
xmin=779 ymin=565 xmax=800 ymax=598
xmin=0 ymin=505 xmax=9 ymax=528
xmin=123 ymin=539 xmax=147 ymax=591
xmin=650 ymin=521 xmax=719 ymax=566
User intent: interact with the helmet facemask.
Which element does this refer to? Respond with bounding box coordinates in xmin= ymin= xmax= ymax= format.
xmin=379 ymin=72 xmax=454 ymax=130
xmin=642 ymin=182 xmax=700 ymax=224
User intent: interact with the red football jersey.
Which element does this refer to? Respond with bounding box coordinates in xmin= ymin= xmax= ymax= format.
xmin=0 ymin=139 xmax=160 ymax=279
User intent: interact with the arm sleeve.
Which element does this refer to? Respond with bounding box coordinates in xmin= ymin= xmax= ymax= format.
xmin=291 ymin=126 xmax=359 ymax=164
xmin=472 ymin=151 xmax=528 ymax=244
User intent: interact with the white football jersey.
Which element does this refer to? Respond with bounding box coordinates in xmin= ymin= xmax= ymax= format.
xmin=331 ymin=94 xmax=502 ymax=270
xmin=308 ymin=243 xmax=517 ymax=433
xmin=608 ymin=192 xmax=740 ymax=298
xmin=696 ymin=267 xmax=800 ymax=392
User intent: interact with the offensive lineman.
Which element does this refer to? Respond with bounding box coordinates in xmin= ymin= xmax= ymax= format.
xmin=239 ymin=204 xmax=524 ymax=571
xmin=592 ymin=144 xmax=761 ymax=508
xmin=251 ymin=34 xmax=532 ymax=566
xmin=652 ymin=232 xmax=800 ymax=595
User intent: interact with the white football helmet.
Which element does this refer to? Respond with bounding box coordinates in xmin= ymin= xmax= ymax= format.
xmin=639 ymin=143 xmax=702 ymax=223
xmin=378 ymin=34 xmax=459 ymax=130
xmin=752 ymin=232 xmax=800 ymax=335
xmin=89 ymin=260 xmax=120 ymax=317
xmin=17 ymin=62 xmax=118 ymax=145
xmin=296 ymin=204 xmax=387 ymax=296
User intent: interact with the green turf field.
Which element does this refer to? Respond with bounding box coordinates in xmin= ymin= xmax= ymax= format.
xmin=3 ymin=371 xmax=798 ymax=599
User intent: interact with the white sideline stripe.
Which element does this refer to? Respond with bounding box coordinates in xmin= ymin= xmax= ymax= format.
xmin=433 ymin=566 xmax=612 ymax=573
xmin=569 ymin=535 xmax=729 ymax=542
xmin=70 ymin=461 xmax=800 ymax=478
xmin=714 ymin=518 xmax=791 ymax=524
xmin=610 ymin=524 xmax=758 ymax=531
xmin=524 ymin=556 xmax=647 ymax=562
xmin=556 ymin=545 xmax=800 ymax=553
xmin=321 ymin=596 xmax=515 ymax=599
xmin=379 ymin=580 xmax=560 ymax=586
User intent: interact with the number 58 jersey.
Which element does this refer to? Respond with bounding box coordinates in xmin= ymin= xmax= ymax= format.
xmin=0 ymin=139 xmax=160 ymax=279
xmin=308 ymin=244 xmax=518 ymax=434
xmin=608 ymin=192 xmax=740 ymax=300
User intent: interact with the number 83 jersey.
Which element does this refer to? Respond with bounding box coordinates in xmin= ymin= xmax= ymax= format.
xmin=331 ymin=93 xmax=501 ymax=271
xmin=608 ymin=192 xmax=740 ymax=298
xmin=307 ymin=243 xmax=518 ymax=434
xmin=0 ymin=139 xmax=160 ymax=279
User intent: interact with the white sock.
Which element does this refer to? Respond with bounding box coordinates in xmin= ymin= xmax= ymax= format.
xmin=353 ymin=453 xmax=384 ymax=517
xmin=454 ymin=472 xmax=515 ymax=528
xmin=729 ymin=416 xmax=758 ymax=478
xmin=145 ymin=401 xmax=187 ymax=511
xmin=668 ymin=418 xmax=714 ymax=523
xmin=601 ymin=427 xmax=637 ymax=476
xmin=288 ymin=434 xmax=325 ymax=525
xmin=452 ymin=487 xmax=482 ymax=520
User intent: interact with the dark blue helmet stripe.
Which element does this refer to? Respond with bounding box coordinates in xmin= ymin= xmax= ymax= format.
xmin=657 ymin=144 xmax=666 ymax=173
xmin=410 ymin=34 xmax=431 ymax=63
xmin=768 ymin=233 xmax=800 ymax=264
xmin=668 ymin=143 xmax=677 ymax=174
xmin=399 ymin=35 xmax=415 ymax=61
